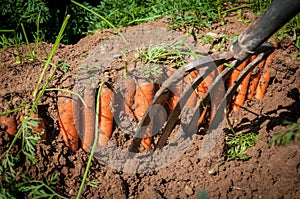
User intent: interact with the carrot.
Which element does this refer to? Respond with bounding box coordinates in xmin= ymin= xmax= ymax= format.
xmin=133 ymin=79 xmax=155 ymax=150
xmin=141 ymin=125 xmax=152 ymax=150
xmin=185 ymin=70 xmax=199 ymax=108
xmin=121 ymin=77 xmax=136 ymax=116
xmin=167 ymin=68 xmax=183 ymax=114
xmin=58 ymin=95 xmax=79 ymax=152
xmin=0 ymin=115 xmax=17 ymax=136
xmin=255 ymin=51 xmax=274 ymax=100
xmin=217 ymin=64 xmax=225 ymax=74
xmin=202 ymin=69 xmax=223 ymax=125
xmin=196 ymin=73 xmax=209 ymax=126
xmin=227 ymin=57 xmax=251 ymax=111
xmin=20 ymin=113 xmax=46 ymax=140
xmin=81 ymin=89 xmax=96 ymax=151
xmin=232 ymin=57 xmax=254 ymax=111
xmin=98 ymin=85 xmax=114 ymax=147
xmin=228 ymin=59 xmax=249 ymax=88
xmin=247 ymin=59 xmax=265 ymax=99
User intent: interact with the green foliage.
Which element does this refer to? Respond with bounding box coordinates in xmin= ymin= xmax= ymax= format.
xmin=225 ymin=132 xmax=260 ymax=161
xmin=143 ymin=64 xmax=164 ymax=77
xmin=198 ymin=189 xmax=209 ymax=199
xmin=0 ymin=173 xmax=67 ymax=199
xmin=16 ymin=173 xmax=68 ymax=199
xmin=88 ymin=0 xmax=233 ymax=31
xmin=251 ymin=0 xmax=273 ymax=14
xmin=138 ymin=44 xmax=187 ymax=67
xmin=270 ymin=121 xmax=300 ymax=146
xmin=0 ymin=0 xmax=96 ymax=45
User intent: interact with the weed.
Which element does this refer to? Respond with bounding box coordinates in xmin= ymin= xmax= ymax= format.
xmin=225 ymin=132 xmax=260 ymax=161
xmin=270 ymin=121 xmax=300 ymax=147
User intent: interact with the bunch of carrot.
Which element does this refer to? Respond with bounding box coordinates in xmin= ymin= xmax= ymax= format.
xmin=56 ymin=47 xmax=276 ymax=152
xmin=228 ymin=48 xmax=276 ymax=111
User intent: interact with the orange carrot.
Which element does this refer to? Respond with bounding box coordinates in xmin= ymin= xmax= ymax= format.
xmin=81 ymin=89 xmax=96 ymax=151
xmin=255 ymin=52 xmax=274 ymax=100
xmin=196 ymin=74 xmax=209 ymax=126
xmin=141 ymin=126 xmax=152 ymax=150
xmin=247 ymin=59 xmax=265 ymax=99
xmin=58 ymin=95 xmax=79 ymax=152
xmin=0 ymin=115 xmax=17 ymax=136
xmin=167 ymin=68 xmax=183 ymax=114
xmin=98 ymin=85 xmax=114 ymax=147
xmin=217 ymin=64 xmax=225 ymax=74
xmin=134 ymin=79 xmax=155 ymax=150
xmin=185 ymin=70 xmax=199 ymax=108
xmin=231 ymin=56 xmax=254 ymax=112
xmin=228 ymin=59 xmax=249 ymax=88
xmin=205 ymin=69 xmax=221 ymax=124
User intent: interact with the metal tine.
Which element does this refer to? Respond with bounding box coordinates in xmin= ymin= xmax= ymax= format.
xmin=128 ymin=52 xmax=233 ymax=153
xmin=155 ymin=60 xmax=237 ymax=150
xmin=156 ymin=43 xmax=275 ymax=149
xmin=198 ymin=48 xmax=275 ymax=134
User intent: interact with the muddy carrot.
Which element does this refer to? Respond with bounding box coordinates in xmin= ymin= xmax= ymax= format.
xmin=134 ymin=79 xmax=155 ymax=150
xmin=202 ymin=69 xmax=221 ymax=124
xmin=0 ymin=115 xmax=17 ymax=136
xmin=58 ymin=95 xmax=79 ymax=152
xmin=185 ymin=70 xmax=199 ymax=108
xmin=247 ymin=58 xmax=265 ymax=99
xmin=255 ymin=52 xmax=274 ymax=100
xmin=217 ymin=64 xmax=225 ymax=74
xmin=122 ymin=77 xmax=136 ymax=115
xmin=81 ymin=89 xmax=96 ymax=151
xmin=167 ymin=68 xmax=183 ymax=114
xmin=98 ymin=85 xmax=114 ymax=147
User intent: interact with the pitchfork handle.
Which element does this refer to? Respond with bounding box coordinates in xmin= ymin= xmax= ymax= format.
xmin=230 ymin=0 xmax=300 ymax=60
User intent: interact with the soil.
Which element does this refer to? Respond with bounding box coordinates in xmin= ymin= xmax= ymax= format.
xmin=1 ymin=9 xmax=300 ymax=199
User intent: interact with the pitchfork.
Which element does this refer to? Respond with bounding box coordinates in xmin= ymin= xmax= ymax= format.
xmin=128 ymin=0 xmax=300 ymax=153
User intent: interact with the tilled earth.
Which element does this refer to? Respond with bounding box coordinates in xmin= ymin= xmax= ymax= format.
xmin=1 ymin=11 xmax=300 ymax=199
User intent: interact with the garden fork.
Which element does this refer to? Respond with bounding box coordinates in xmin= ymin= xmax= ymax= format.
xmin=129 ymin=0 xmax=300 ymax=153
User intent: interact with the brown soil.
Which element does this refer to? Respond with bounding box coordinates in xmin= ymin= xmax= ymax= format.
xmin=1 ymin=11 xmax=300 ymax=199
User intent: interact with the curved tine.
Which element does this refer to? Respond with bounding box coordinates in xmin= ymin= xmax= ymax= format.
xmin=155 ymin=43 xmax=275 ymax=149
xmin=210 ymin=49 xmax=274 ymax=130
xmin=180 ymin=63 xmax=238 ymax=140
xmin=128 ymin=52 xmax=232 ymax=153
xmin=154 ymin=58 xmax=233 ymax=150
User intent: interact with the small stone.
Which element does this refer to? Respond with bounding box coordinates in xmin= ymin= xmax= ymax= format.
xmin=206 ymin=32 xmax=218 ymax=37
xmin=184 ymin=185 xmax=194 ymax=196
